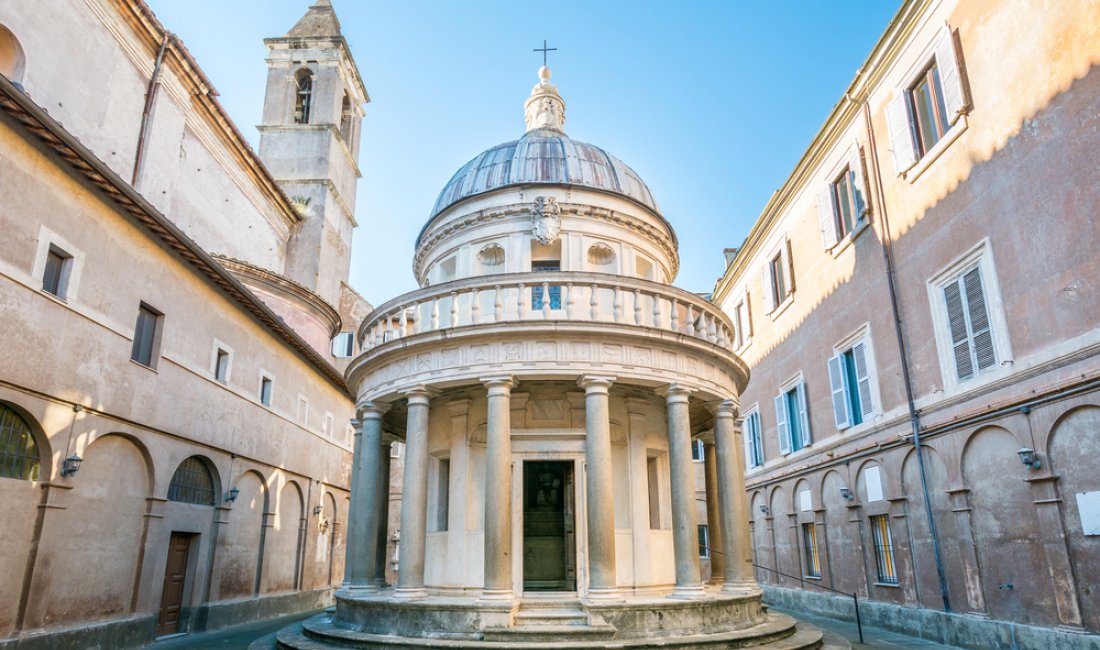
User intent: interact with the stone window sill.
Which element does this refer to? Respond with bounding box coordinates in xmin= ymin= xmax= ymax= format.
xmin=902 ymin=116 xmax=968 ymax=184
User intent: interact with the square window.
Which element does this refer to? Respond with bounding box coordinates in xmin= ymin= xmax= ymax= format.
xmin=260 ymin=376 xmax=273 ymax=406
xmin=131 ymin=303 xmax=162 ymax=368
xmin=332 ymin=332 xmax=355 ymax=358
xmin=41 ymin=245 xmax=72 ymax=299
xmin=870 ymin=514 xmax=898 ymax=584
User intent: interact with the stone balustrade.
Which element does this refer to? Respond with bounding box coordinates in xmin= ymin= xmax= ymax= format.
xmin=357 ymin=271 xmax=734 ymax=354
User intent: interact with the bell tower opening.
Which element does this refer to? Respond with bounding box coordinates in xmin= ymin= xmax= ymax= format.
xmin=522 ymin=460 xmax=575 ymax=592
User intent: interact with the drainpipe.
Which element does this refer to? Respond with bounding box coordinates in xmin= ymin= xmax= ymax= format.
xmin=860 ymin=100 xmax=952 ymax=613
xmin=131 ymin=35 xmax=169 ymax=188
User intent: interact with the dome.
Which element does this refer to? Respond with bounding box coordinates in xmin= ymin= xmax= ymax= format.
xmin=428 ymin=130 xmax=660 ymax=219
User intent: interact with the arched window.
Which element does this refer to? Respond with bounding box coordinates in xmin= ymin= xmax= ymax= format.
xmin=0 ymin=404 xmax=40 ymax=480
xmin=0 ymin=24 xmax=26 ymax=87
xmin=168 ymin=456 xmax=216 ymax=505
xmin=293 ymin=69 xmax=313 ymax=124
xmin=339 ymin=93 xmax=353 ymax=142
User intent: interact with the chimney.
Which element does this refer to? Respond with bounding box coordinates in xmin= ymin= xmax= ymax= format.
xmin=723 ymin=247 xmax=739 ymax=268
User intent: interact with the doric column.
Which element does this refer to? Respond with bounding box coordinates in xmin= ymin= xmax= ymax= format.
xmin=373 ymin=439 xmax=393 ymax=587
xmin=344 ymin=402 xmax=388 ymax=589
xmin=713 ymin=400 xmax=757 ymax=592
xmin=702 ymin=435 xmax=725 ymax=584
xmin=396 ymin=387 xmax=432 ymax=598
xmin=481 ymin=375 xmax=516 ymax=600
xmin=579 ymin=375 xmax=621 ymax=600
xmin=661 ymin=384 xmax=705 ymax=598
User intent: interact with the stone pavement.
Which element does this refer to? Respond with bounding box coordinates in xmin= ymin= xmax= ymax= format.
xmin=145 ymin=610 xmax=323 ymax=649
xmin=770 ymin=606 xmax=964 ymax=650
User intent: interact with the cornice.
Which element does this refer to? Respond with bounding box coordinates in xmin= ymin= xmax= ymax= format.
xmin=213 ymin=255 xmax=342 ymax=338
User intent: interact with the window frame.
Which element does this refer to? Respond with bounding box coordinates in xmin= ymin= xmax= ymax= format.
xmin=801 ymin=522 xmax=822 ymax=579
xmin=697 ymin=524 xmax=710 ymax=559
xmin=211 ymin=341 xmax=233 ymax=384
xmin=742 ymin=406 xmax=764 ymax=470
xmin=0 ymin=403 xmax=41 ymax=481
xmin=761 ymin=238 xmax=795 ymax=317
xmin=259 ymin=372 xmax=274 ymax=407
xmin=332 ymin=331 xmax=355 ymax=358
xmin=732 ymin=292 xmax=752 ymax=351
xmin=130 ymin=302 xmax=164 ymax=369
xmin=870 ymin=514 xmax=899 ymax=585
xmin=775 ymin=376 xmax=811 ymax=456
xmin=908 ymin=61 xmax=950 ymax=158
xmin=41 ymin=245 xmax=73 ymax=299
xmin=691 ymin=439 xmax=704 ymax=462
xmin=32 ymin=226 xmax=83 ymax=302
xmin=827 ymin=327 xmax=880 ymax=432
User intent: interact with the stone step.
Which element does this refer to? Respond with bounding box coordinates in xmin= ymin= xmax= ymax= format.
xmin=514 ymin=607 xmax=588 ymax=626
xmin=482 ymin=623 xmax=617 ymax=642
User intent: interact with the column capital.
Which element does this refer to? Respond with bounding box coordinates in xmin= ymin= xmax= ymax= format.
xmin=357 ymin=401 xmax=391 ymax=421
xmin=402 ymin=385 xmax=435 ymax=406
xmin=578 ymin=375 xmax=616 ymax=393
xmin=446 ymin=398 xmax=472 ymax=416
xmin=708 ymin=399 xmax=739 ymax=419
xmin=657 ymin=383 xmax=693 ymax=404
xmin=480 ymin=375 xmax=517 ymax=394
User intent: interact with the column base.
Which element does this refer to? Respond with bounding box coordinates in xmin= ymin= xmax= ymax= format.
xmin=669 ymin=584 xmax=708 ymax=599
xmin=393 ymin=587 xmax=428 ymax=599
xmin=720 ymin=580 xmax=761 ymax=596
xmin=342 ymin=583 xmax=380 ymax=593
xmin=585 ymin=586 xmax=625 ymax=602
xmin=477 ymin=588 xmax=514 ymax=602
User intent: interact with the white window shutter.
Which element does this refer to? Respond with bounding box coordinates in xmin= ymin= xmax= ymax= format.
xmin=744 ymin=292 xmax=753 ymax=337
xmin=849 ymin=144 xmax=869 ymax=219
xmin=817 ymin=185 xmax=839 ymax=249
xmin=963 ymin=267 xmax=997 ymax=372
xmin=775 ymin=394 xmax=791 ymax=455
xmin=743 ymin=415 xmax=755 ymax=469
xmin=944 ymin=279 xmax=974 ymax=379
xmin=784 ymin=239 xmax=796 ymax=294
xmin=761 ymin=265 xmax=774 ymax=313
xmin=827 ymin=354 xmax=851 ymax=430
xmin=935 ymin=25 xmax=968 ymax=124
xmin=851 ymin=341 xmax=875 ymax=418
xmin=751 ymin=412 xmax=762 ymax=466
xmin=796 ymin=381 xmax=811 ymax=444
xmin=885 ymin=92 xmax=918 ymax=173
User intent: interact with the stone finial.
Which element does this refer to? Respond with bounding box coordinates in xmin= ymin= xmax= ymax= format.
xmin=524 ymin=66 xmax=566 ymax=133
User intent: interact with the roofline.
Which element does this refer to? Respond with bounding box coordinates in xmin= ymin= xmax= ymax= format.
xmin=712 ymin=0 xmax=926 ymax=303
xmin=0 ymin=73 xmax=351 ymax=396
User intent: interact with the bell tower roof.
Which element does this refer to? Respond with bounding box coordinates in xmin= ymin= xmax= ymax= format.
xmin=286 ymin=0 xmax=342 ymax=38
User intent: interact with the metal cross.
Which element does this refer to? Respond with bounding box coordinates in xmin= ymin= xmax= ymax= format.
xmin=533 ymin=40 xmax=557 ymax=67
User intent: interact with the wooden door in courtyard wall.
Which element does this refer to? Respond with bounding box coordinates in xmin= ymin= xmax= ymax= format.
xmin=157 ymin=533 xmax=192 ymax=636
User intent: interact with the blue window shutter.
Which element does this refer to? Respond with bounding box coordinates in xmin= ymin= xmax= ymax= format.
xmin=796 ymin=381 xmax=811 ymax=445
xmin=827 ymin=354 xmax=851 ymax=430
xmin=851 ymin=341 xmax=875 ymax=418
xmin=775 ymin=394 xmax=791 ymax=456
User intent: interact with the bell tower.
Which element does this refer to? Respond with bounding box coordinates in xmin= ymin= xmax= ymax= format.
xmin=258 ymin=0 xmax=368 ymax=307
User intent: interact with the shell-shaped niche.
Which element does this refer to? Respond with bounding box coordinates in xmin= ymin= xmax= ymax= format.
xmin=587 ymin=243 xmax=616 ymax=266
xmin=477 ymin=243 xmax=505 ymax=267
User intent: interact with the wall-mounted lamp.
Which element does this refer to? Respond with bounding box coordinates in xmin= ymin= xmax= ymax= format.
xmin=60 ymin=454 xmax=83 ymax=477
xmin=840 ymin=486 xmax=854 ymax=502
xmin=759 ymin=504 xmax=770 ymax=515
xmin=1016 ymin=447 xmax=1041 ymax=470
xmin=313 ymin=505 xmax=323 ymax=516
xmin=224 ymin=486 xmax=240 ymax=503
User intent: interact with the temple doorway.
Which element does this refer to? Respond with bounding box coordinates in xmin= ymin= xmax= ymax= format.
xmin=522 ymin=460 xmax=576 ymax=591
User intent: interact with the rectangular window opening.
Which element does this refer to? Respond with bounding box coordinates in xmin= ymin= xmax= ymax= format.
xmin=131 ymin=303 xmax=162 ymax=368
xmin=332 ymin=332 xmax=355 ymax=358
xmin=802 ymin=522 xmax=822 ymax=578
xmin=909 ymin=62 xmax=949 ymax=157
xmin=42 ymin=245 xmax=73 ymax=299
xmin=260 ymin=376 xmax=273 ymax=407
xmin=870 ymin=514 xmax=898 ymax=584
xmin=831 ymin=167 xmax=859 ymax=239
xmin=745 ymin=410 xmax=764 ymax=469
xmin=646 ymin=456 xmax=662 ymax=530
xmin=698 ymin=524 xmax=710 ymax=558
xmin=434 ymin=458 xmax=450 ymax=532
xmin=769 ymin=253 xmax=786 ymax=305
xmin=214 ymin=348 xmax=230 ymax=383
xmin=691 ymin=439 xmax=704 ymax=462
xmin=531 ymin=260 xmax=562 ymax=310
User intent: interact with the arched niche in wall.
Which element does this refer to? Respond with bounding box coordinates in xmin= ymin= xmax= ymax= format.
xmin=587 ymin=242 xmax=616 ymax=267
xmin=217 ymin=469 xmax=268 ymax=599
xmin=0 ymin=25 xmax=26 ymax=86
xmin=476 ymin=243 xmax=505 ymax=268
xmin=261 ymin=478 xmax=304 ymax=594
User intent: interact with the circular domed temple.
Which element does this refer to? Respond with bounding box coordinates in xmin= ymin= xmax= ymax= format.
xmin=269 ymin=67 xmax=828 ymax=649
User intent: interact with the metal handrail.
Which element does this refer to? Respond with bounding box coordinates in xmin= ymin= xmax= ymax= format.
xmin=749 ymin=562 xmax=864 ymax=644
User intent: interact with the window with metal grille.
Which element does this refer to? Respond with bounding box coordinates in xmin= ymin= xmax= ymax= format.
xmin=943 ymin=266 xmax=996 ymax=381
xmin=870 ymin=514 xmax=898 ymax=584
xmin=167 ymin=456 xmax=216 ymax=506
xmin=802 ymin=522 xmax=821 ymax=578
xmin=0 ymin=404 xmax=40 ymax=481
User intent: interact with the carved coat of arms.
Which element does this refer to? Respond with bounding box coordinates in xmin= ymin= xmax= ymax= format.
xmin=531 ymin=196 xmax=561 ymax=245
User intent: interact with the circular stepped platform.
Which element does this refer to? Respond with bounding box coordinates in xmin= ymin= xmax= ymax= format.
xmin=254 ymin=611 xmax=838 ymax=650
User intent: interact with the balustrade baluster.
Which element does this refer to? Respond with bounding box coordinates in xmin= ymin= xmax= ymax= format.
xmin=565 ymin=283 xmax=575 ymax=319
xmin=671 ymin=298 xmax=680 ymax=332
xmin=717 ymin=322 xmax=729 ymax=347
xmin=368 ymin=323 xmax=376 ymax=348
xmin=614 ymin=287 xmax=623 ymax=323
xmin=381 ymin=316 xmax=390 ymax=343
xmin=450 ymin=291 xmax=459 ymax=327
xmin=633 ymin=288 xmax=642 ymax=325
xmin=494 ymin=285 xmax=503 ymax=322
xmin=652 ymin=293 xmax=662 ymax=328
xmin=708 ymin=315 xmax=718 ymax=343
xmin=431 ymin=299 xmax=440 ymax=330
xmin=518 ymin=284 xmax=528 ymax=320
xmin=471 ymin=288 xmax=481 ymax=324
xmin=590 ymin=284 xmax=599 ymax=321
xmin=399 ymin=307 xmax=408 ymax=337
xmin=685 ymin=305 xmax=695 ymax=336
xmin=411 ymin=302 xmax=421 ymax=334
xmin=542 ymin=282 xmax=551 ymax=318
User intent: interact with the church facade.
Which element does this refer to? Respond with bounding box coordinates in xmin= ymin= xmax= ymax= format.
xmin=0 ymin=1 xmax=369 ymax=647
xmin=712 ymin=0 xmax=1100 ymax=648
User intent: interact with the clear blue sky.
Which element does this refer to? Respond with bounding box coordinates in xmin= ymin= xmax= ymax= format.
xmin=146 ymin=0 xmax=900 ymax=305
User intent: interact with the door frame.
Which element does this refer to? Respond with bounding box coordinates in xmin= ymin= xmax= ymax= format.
xmin=156 ymin=531 xmax=200 ymax=638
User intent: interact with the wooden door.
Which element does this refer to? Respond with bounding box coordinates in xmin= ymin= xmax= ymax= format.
xmin=157 ymin=533 xmax=192 ymax=636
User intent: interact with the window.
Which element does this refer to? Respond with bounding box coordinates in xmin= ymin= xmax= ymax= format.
xmin=942 ymin=266 xmax=996 ymax=381
xmin=41 ymin=245 xmax=73 ymax=299
xmin=332 ymin=332 xmax=355 ymax=358
xmin=743 ymin=408 xmax=763 ymax=469
xmin=817 ymin=147 xmax=868 ymax=249
xmin=647 ymin=456 xmax=663 ymax=529
xmin=340 ymin=93 xmax=353 ymax=142
xmin=293 ymin=69 xmax=313 ymax=124
xmin=323 ymin=412 xmax=334 ymax=437
xmin=761 ymin=240 xmax=794 ymax=314
xmin=775 ymin=380 xmax=811 ymax=455
xmin=432 ymin=457 xmax=450 ymax=532
xmin=827 ymin=338 xmax=875 ymax=430
xmin=870 ymin=514 xmax=898 ymax=584
xmin=691 ymin=439 xmax=704 ymax=462
xmin=698 ymin=524 xmax=710 ymax=558
xmin=0 ymin=403 xmax=40 ymax=481
xmin=886 ymin=26 xmax=969 ymax=174
xmin=531 ymin=260 xmax=561 ymax=310
xmin=131 ymin=303 xmax=162 ymax=368
xmin=167 ymin=456 xmax=216 ymax=506
xmin=732 ymin=294 xmax=751 ymax=348
xmin=390 ymin=441 xmax=404 ymax=458
xmin=214 ymin=348 xmax=230 ymax=383
xmin=801 ymin=523 xmax=821 ymax=578
xmin=259 ymin=375 xmax=273 ymax=407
